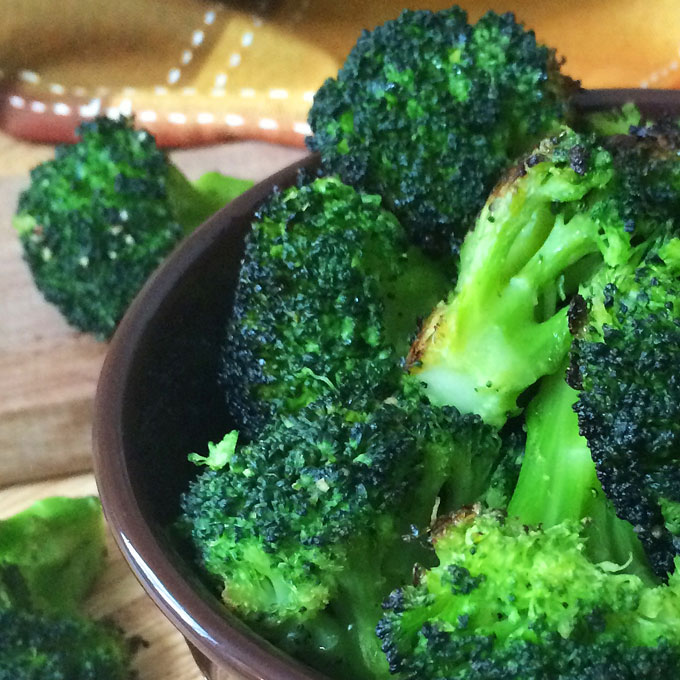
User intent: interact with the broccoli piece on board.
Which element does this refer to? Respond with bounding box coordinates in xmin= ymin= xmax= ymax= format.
xmin=0 ymin=496 xmax=105 ymax=613
xmin=0 ymin=607 xmax=135 ymax=680
xmin=180 ymin=382 xmax=502 ymax=680
xmin=222 ymin=176 xmax=450 ymax=439
xmin=14 ymin=115 xmax=252 ymax=339
xmin=308 ymin=7 xmax=576 ymax=255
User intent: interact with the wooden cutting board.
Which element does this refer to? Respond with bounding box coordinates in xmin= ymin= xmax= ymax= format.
xmin=0 ymin=134 xmax=306 ymax=487
xmin=0 ymin=131 xmax=307 ymax=679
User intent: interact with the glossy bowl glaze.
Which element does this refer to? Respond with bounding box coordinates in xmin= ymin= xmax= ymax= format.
xmin=93 ymin=89 xmax=680 ymax=680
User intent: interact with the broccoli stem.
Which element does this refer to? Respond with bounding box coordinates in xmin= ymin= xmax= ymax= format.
xmin=167 ymin=165 xmax=254 ymax=234
xmin=507 ymin=368 xmax=655 ymax=584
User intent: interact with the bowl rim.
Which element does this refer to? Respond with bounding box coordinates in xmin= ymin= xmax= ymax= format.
xmin=93 ymin=153 xmax=327 ymax=680
xmin=93 ymin=88 xmax=680 ymax=680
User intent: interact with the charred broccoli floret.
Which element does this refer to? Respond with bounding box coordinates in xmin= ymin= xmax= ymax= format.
xmin=308 ymin=7 xmax=576 ymax=255
xmin=569 ymin=237 xmax=680 ymax=578
xmin=14 ymin=115 xmax=252 ymax=339
xmin=180 ymin=383 xmax=502 ymax=680
xmin=407 ymin=124 xmax=680 ymax=428
xmin=221 ymin=176 xmax=449 ymax=439
xmin=378 ymin=508 xmax=680 ymax=680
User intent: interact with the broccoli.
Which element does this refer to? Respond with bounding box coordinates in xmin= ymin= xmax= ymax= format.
xmin=0 ymin=608 xmax=134 ymax=680
xmin=0 ymin=497 xmax=136 ymax=679
xmin=307 ymin=7 xmax=576 ymax=255
xmin=0 ymin=496 xmax=105 ymax=613
xmin=406 ymin=124 xmax=680 ymax=428
xmin=508 ymin=367 xmax=652 ymax=581
xmin=180 ymin=381 xmax=503 ymax=680
xmin=568 ymin=236 xmax=680 ymax=578
xmin=376 ymin=355 xmax=680 ymax=678
xmin=377 ymin=507 xmax=680 ymax=680
xmin=14 ymin=115 xmax=253 ymax=339
xmin=222 ymin=176 xmax=450 ymax=439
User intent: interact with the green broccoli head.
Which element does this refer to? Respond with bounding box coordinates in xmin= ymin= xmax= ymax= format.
xmin=0 ymin=607 xmax=135 ymax=680
xmin=180 ymin=382 xmax=502 ymax=679
xmin=407 ymin=124 xmax=680 ymax=428
xmin=569 ymin=237 xmax=680 ymax=578
xmin=307 ymin=8 xmax=576 ymax=255
xmin=378 ymin=508 xmax=680 ymax=680
xmin=14 ymin=116 xmax=252 ymax=339
xmin=222 ymin=176 xmax=449 ymax=439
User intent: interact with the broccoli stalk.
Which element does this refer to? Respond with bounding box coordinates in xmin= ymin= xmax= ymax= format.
xmin=14 ymin=116 xmax=253 ymax=339
xmin=0 ymin=496 xmax=135 ymax=678
xmin=507 ymin=367 xmax=653 ymax=582
xmin=407 ymin=129 xmax=621 ymax=427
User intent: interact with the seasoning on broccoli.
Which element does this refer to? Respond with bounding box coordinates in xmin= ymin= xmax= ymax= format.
xmin=307 ymin=7 xmax=576 ymax=255
xmin=377 ymin=507 xmax=680 ymax=680
xmin=13 ymin=115 xmax=253 ymax=339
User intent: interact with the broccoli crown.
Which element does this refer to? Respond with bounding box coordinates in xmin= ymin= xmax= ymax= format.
xmin=570 ymin=238 xmax=680 ymax=578
xmin=180 ymin=383 xmax=501 ymax=679
xmin=222 ymin=176 xmax=449 ymax=439
xmin=307 ymin=7 xmax=575 ymax=255
xmin=0 ymin=607 xmax=134 ymax=680
xmin=182 ymin=385 xmax=499 ymax=620
xmin=378 ymin=509 xmax=680 ymax=680
xmin=13 ymin=116 xmax=183 ymax=338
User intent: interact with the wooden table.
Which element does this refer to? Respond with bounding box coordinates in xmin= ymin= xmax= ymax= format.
xmin=0 ymin=130 xmax=307 ymax=679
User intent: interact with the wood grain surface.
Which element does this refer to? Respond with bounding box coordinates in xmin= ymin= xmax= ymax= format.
xmin=0 ymin=130 xmax=308 ymax=679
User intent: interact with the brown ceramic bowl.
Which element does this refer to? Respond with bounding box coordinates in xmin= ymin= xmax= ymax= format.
xmin=93 ymin=89 xmax=680 ymax=680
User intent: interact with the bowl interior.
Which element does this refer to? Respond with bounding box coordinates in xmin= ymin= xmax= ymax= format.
xmin=94 ymin=89 xmax=680 ymax=680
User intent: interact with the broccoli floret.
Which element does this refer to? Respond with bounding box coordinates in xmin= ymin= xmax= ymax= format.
xmin=222 ymin=176 xmax=449 ymax=439
xmin=581 ymin=101 xmax=643 ymax=136
xmin=307 ymin=7 xmax=576 ymax=255
xmin=180 ymin=383 xmax=502 ymax=680
xmin=0 ymin=608 xmax=135 ymax=680
xmin=0 ymin=497 xmax=136 ymax=679
xmin=569 ymin=237 xmax=680 ymax=578
xmin=378 ymin=508 xmax=680 ymax=680
xmin=0 ymin=496 xmax=105 ymax=613
xmin=13 ymin=115 xmax=252 ymax=339
xmin=407 ymin=124 xmax=680 ymax=428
